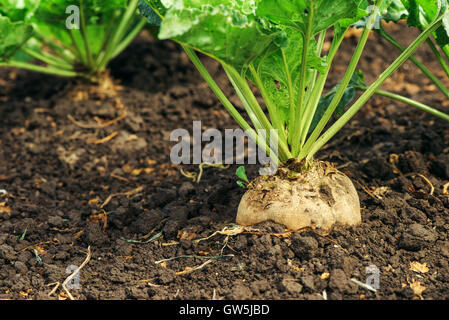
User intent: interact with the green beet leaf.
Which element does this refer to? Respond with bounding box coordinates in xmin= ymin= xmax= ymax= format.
xmin=138 ymin=0 xmax=162 ymax=25
xmin=0 ymin=0 xmax=38 ymax=61
xmin=382 ymin=0 xmax=408 ymax=22
xmin=0 ymin=0 xmax=40 ymax=22
xmin=257 ymin=0 xmax=360 ymax=36
xmin=236 ymin=166 xmax=249 ymax=183
xmin=394 ymin=0 xmax=449 ymax=47
xmin=0 ymin=16 xmax=33 ymax=61
xmin=155 ymin=0 xmax=281 ymax=73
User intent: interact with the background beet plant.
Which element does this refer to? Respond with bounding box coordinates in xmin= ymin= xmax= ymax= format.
xmin=0 ymin=0 xmax=146 ymax=81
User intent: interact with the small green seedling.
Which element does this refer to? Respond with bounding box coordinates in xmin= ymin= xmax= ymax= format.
xmin=236 ymin=166 xmax=249 ymax=188
xmin=18 ymin=227 xmax=28 ymax=241
xmin=120 ymin=231 xmax=162 ymax=244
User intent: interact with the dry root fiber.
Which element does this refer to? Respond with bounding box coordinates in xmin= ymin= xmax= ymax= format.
xmin=236 ymin=161 xmax=361 ymax=231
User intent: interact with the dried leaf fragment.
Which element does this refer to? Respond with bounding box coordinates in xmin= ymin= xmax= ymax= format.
xmin=177 ymin=226 xmax=201 ymax=240
xmin=0 ymin=201 xmax=11 ymax=216
xmin=409 ymin=280 xmax=426 ymax=297
xmin=371 ymin=186 xmax=391 ymax=199
xmin=320 ymin=272 xmax=330 ymax=280
xmin=19 ymin=289 xmax=32 ymax=298
xmin=410 ymin=261 xmax=429 ymax=274
xmin=34 ymin=246 xmax=47 ymax=255
xmin=131 ymin=169 xmax=143 ymax=176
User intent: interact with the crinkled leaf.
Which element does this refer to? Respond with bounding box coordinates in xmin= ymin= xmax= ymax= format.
xmin=0 ymin=0 xmax=40 ymax=62
xmin=334 ymin=0 xmax=375 ymax=29
xmin=257 ymin=0 xmax=360 ymax=35
xmin=142 ymin=0 xmax=173 ymax=17
xmin=406 ymin=0 xmax=438 ymax=27
xmin=382 ymin=0 xmax=408 ymax=22
xmin=0 ymin=0 xmax=40 ymax=22
xmin=138 ymin=0 xmax=162 ymax=25
xmin=0 ymin=15 xmax=33 ymax=61
xmin=249 ymin=26 xmax=327 ymax=126
xmin=400 ymin=0 xmax=449 ymax=47
xmin=157 ymin=0 xmax=281 ymax=72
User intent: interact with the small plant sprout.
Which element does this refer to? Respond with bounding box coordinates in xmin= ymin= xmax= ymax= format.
xmin=236 ymin=166 xmax=250 ymax=188
xmin=140 ymin=0 xmax=449 ymax=231
xmin=18 ymin=226 xmax=28 ymax=241
xmin=0 ymin=0 xmax=146 ymax=82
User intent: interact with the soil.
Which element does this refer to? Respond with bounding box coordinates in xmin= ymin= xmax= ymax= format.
xmin=0 ymin=25 xmax=448 ymax=301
